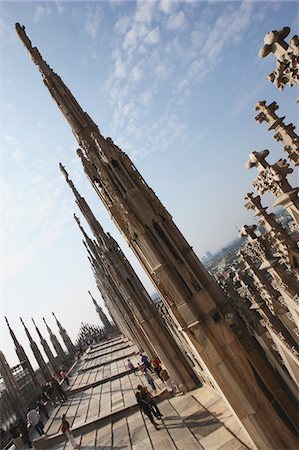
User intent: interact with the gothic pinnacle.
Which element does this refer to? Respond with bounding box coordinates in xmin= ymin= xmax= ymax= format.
xmin=5 ymin=317 xmax=19 ymax=347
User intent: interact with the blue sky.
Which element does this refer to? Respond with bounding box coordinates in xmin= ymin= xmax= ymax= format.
xmin=1 ymin=1 xmax=298 ymax=367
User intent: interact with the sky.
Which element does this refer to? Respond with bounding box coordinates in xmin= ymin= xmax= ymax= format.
xmin=1 ymin=0 xmax=298 ymax=368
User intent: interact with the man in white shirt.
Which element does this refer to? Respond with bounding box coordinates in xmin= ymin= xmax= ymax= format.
xmin=26 ymin=408 xmax=45 ymax=436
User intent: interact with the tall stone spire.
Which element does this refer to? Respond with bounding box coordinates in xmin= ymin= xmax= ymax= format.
xmin=16 ymin=25 xmax=299 ymax=448
xmin=74 ymin=214 xmax=152 ymax=354
xmin=20 ymin=317 xmax=51 ymax=382
xmin=88 ymin=290 xmax=113 ymax=333
xmin=42 ymin=317 xmax=66 ymax=365
xmin=5 ymin=317 xmax=40 ymax=388
xmin=62 ymin=169 xmax=198 ymax=389
xmin=32 ymin=318 xmax=59 ymax=374
xmin=52 ymin=312 xmax=76 ymax=357
xmin=0 ymin=351 xmax=27 ymax=418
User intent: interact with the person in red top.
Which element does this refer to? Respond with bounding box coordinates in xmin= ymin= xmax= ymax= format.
xmin=60 ymin=369 xmax=70 ymax=386
xmin=61 ymin=414 xmax=79 ymax=449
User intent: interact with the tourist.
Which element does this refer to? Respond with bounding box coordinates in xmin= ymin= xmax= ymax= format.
xmin=151 ymin=356 xmax=162 ymax=379
xmin=46 ymin=382 xmax=58 ymax=406
xmin=140 ymin=354 xmax=154 ymax=372
xmin=160 ymin=368 xmax=176 ymax=394
xmin=8 ymin=422 xmax=23 ymax=449
xmin=51 ymin=376 xmax=67 ymax=402
xmin=61 ymin=414 xmax=80 ymax=449
xmin=60 ymin=368 xmax=70 ymax=386
xmin=135 ymin=391 xmax=159 ymax=430
xmin=137 ymin=385 xmax=163 ymax=419
xmin=127 ymin=358 xmax=137 ymax=375
xmin=143 ymin=369 xmax=157 ymax=392
xmin=37 ymin=396 xmax=49 ymax=420
xmin=26 ymin=407 xmax=44 ymax=436
xmin=18 ymin=417 xmax=32 ymax=449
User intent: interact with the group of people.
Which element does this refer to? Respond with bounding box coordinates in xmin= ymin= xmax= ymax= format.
xmin=129 ymin=354 xmax=178 ymax=430
xmin=5 ymin=369 xmax=71 ymax=449
xmin=128 ymin=354 xmax=177 ymax=395
xmin=41 ymin=370 xmax=69 ymax=408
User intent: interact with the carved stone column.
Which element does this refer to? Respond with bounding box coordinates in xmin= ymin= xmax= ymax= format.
xmin=246 ymin=150 xmax=299 ymax=225
xmin=255 ymin=101 xmax=299 ymax=166
xmin=241 ymin=225 xmax=299 ymax=324
xmin=259 ymin=26 xmax=299 ymax=98
xmin=244 ymin=192 xmax=299 ymax=271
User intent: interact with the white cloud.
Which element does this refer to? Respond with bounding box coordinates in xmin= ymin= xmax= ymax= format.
xmin=155 ymin=63 xmax=169 ymax=80
xmin=159 ymin=0 xmax=175 ymax=15
xmin=85 ymin=4 xmax=101 ymax=39
xmin=33 ymin=5 xmax=52 ymax=24
xmin=144 ymin=27 xmax=160 ymax=45
xmin=114 ymin=51 xmax=127 ymax=78
xmin=135 ymin=1 xmax=155 ymax=24
xmin=55 ymin=2 xmax=65 ymax=16
xmin=167 ymin=11 xmax=186 ymax=30
xmin=130 ymin=63 xmax=143 ymax=82
xmin=114 ymin=15 xmax=131 ymax=34
xmin=139 ymin=91 xmax=153 ymax=106
xmin=123 ymin=23 xmax=148 ymax=51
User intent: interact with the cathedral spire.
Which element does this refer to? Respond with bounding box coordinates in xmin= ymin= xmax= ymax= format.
xmin=43 ymin=317 xmax=66 ymax=364
xmin=5 ymin=317 xmax=40 ymax=388
xmin=60 ymin=163 xmax=105 ymax=246
xmin=20 ymin=317 xmax=51 ymax=382
xmin=5 ymin=316 xmax=19 ymax=347
xmin=17 ymin=25 xmax=299 ymax=448
xmin=88 ymin=290 xmax=113 ymax=332
xmin=15 ymin=23 xmax=99 ymax=145
xmin=52 ymin=312 xmax=76 ymax=357
xmin=32 ymin=318 xmax=59 ymax=374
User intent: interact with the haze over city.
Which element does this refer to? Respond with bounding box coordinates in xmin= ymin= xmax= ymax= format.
xmin=1 ymin=0 xmax=298 ymax=367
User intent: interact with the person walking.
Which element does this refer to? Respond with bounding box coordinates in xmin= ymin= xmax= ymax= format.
xmin=151 ymin=357 xmax=163 ymax=379
xmin=135 ymin=391 xmax=159 ymax=430
xmin=127 ymin=359 xmax=138 ymax=375
xmin=8 ymin=422 xmax=23 ymax=449
xmin=26 ymin=407 xmax=44 ymax=436
xmin=140 ymin=354 xmax=153 ymax=372
xmin=143 ymin=370 xmax=157 ymax=392
xmin=18 ymin=417 xmax=32 ymax=449
xmin=61 ymin=414 xmax=80 ymax=449
xmin=51 ymin=376 xmax=67 ymax=402
xmin=60 ymin=369 xmax=70 ymax=386
xmin=160 ymin=368 xmax=176 ymax=394
xmin=137 ymin=385 xmax=163 ymax=419
xmin=37 ymin=396 xmax=49 ymax=420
